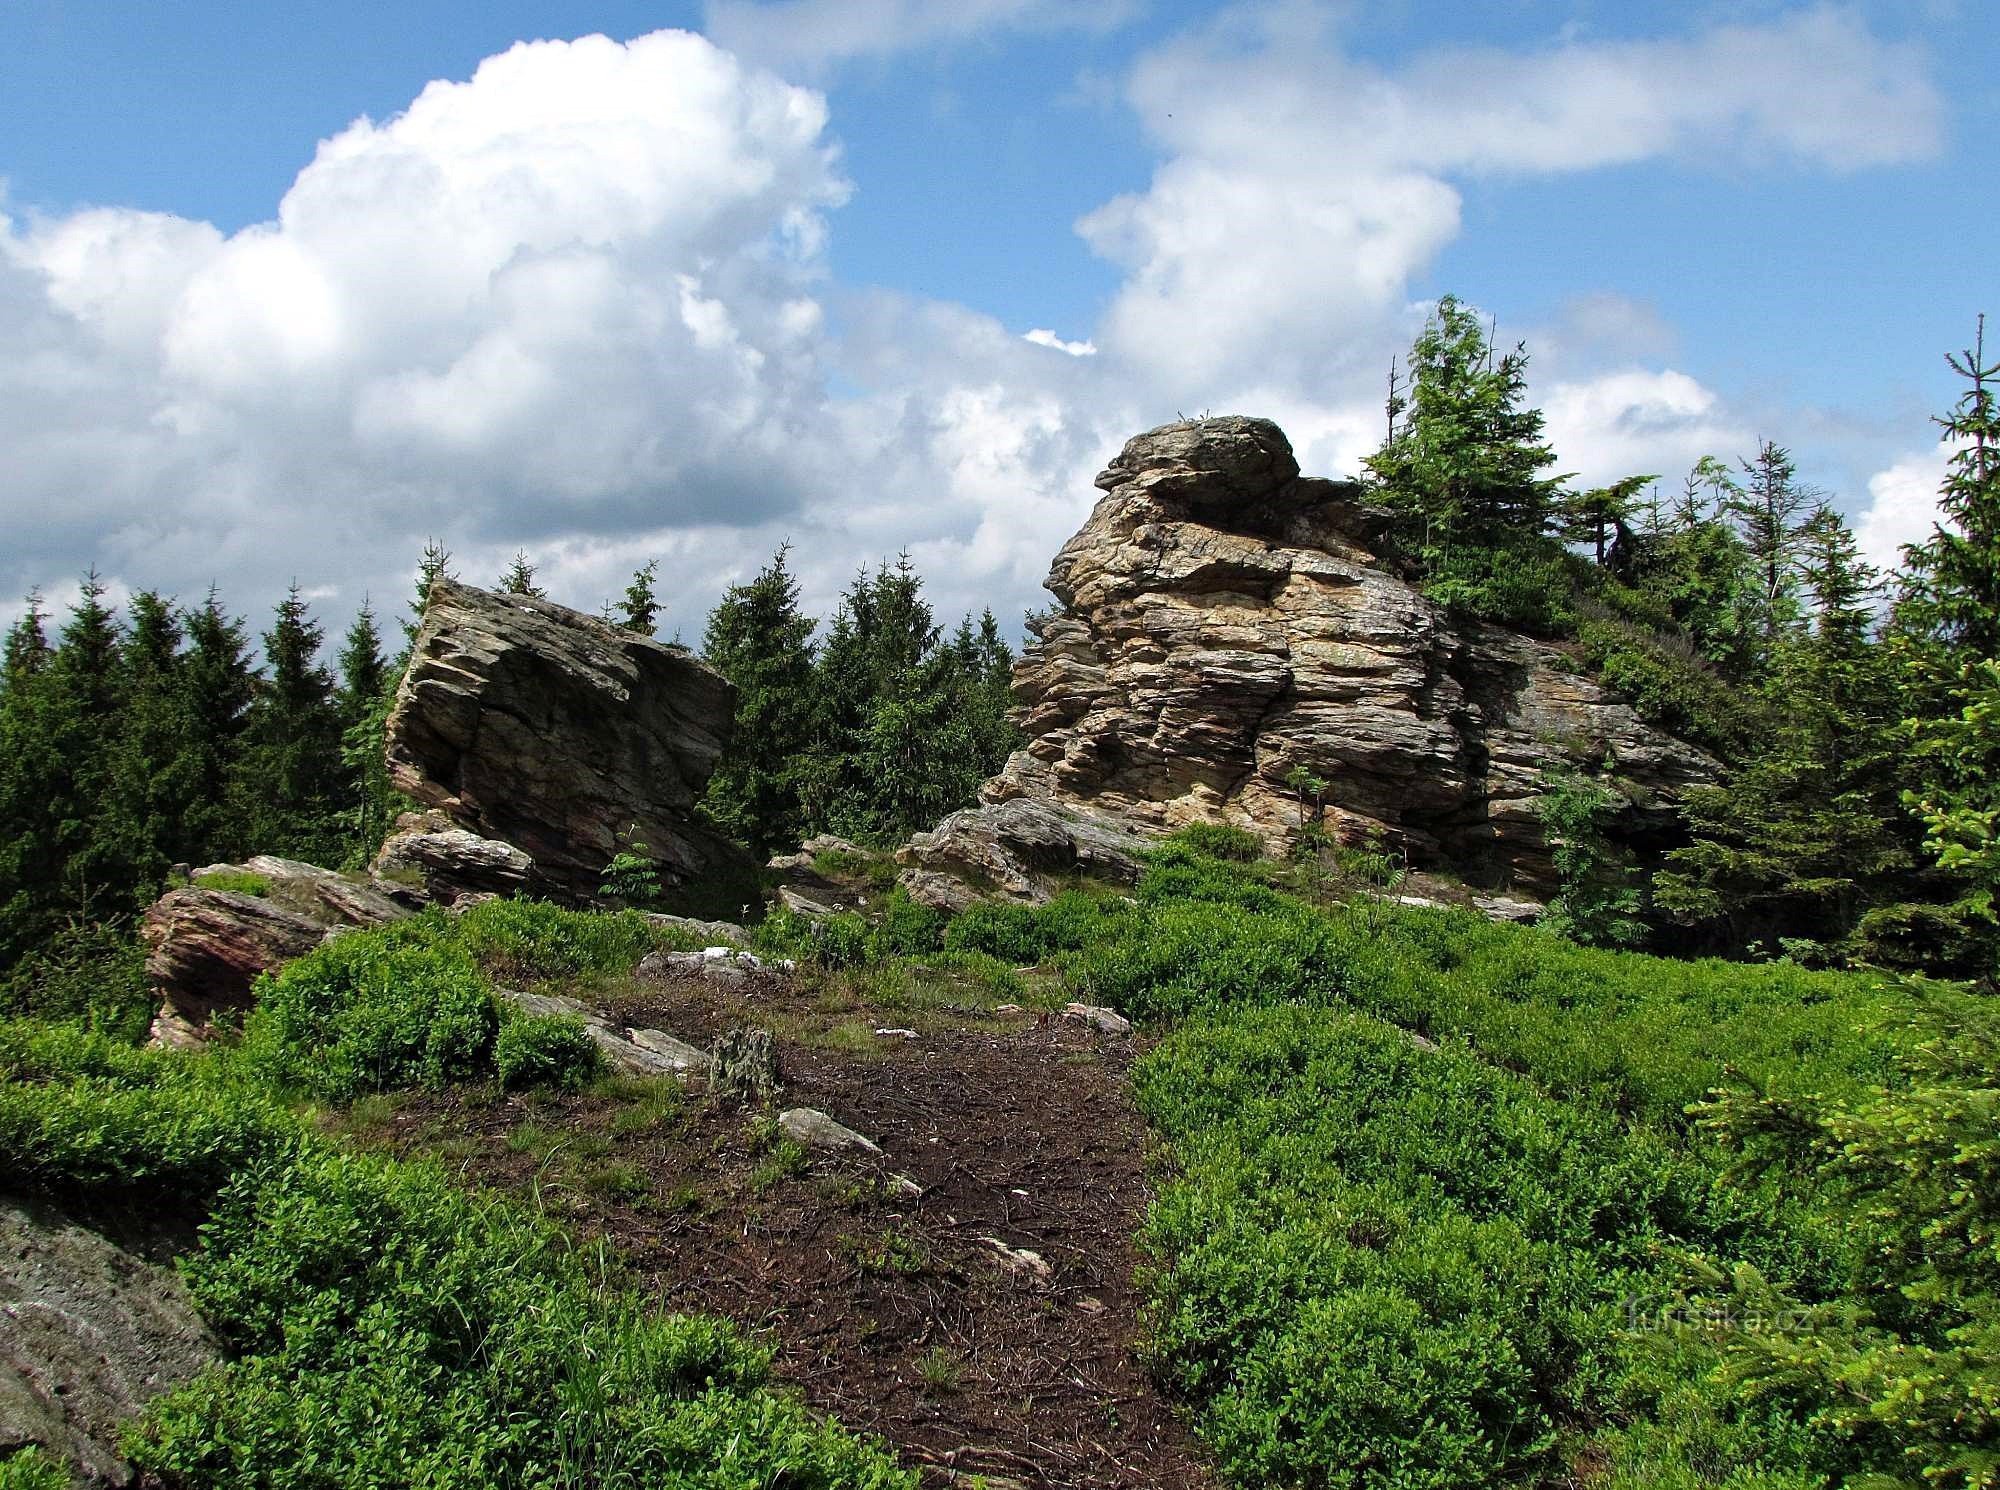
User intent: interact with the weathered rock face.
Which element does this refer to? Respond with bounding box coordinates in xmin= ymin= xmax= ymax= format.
xmin=141 ymin=887 xmax=331 ymax=1045
xmin=0 ymin=1195 xmax=217 ymax=1484
xmin=143 ymin=857 xmax=408 ymax=1045
xmin=386 ymin=580 xmax=747 ymax=902
xmin=370 ymin=810 xmax=538 ymax=907
xmin=901 ymin=416 xmax=1715 ymax=905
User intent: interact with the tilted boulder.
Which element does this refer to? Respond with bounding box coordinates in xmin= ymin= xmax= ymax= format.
xmin=141 ymin=857 xmax=412 ymax=1045
xmin=141 ymin=888 xmax=330 ymax=1046
xmin=385 ymin=579 xmax=749 ymax=902
xmin=900 ymin=415 xmax=1716 ymax=905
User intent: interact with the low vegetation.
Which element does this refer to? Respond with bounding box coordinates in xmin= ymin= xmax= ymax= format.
xmin=950 ymin=832 xmax=1990 ymax=1489
xmin=0 ymin=910 xmax=912 ymax=1488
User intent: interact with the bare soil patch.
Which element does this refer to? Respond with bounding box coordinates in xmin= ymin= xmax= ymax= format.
xmin=370 ymin=965 xmax=1212 ymax=1490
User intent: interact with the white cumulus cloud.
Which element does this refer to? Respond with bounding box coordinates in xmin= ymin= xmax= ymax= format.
xmin=1082 ymin=3 xmax=1941 ymax=400
xmin=1856 ymin=446 xmax=1951 ymax=577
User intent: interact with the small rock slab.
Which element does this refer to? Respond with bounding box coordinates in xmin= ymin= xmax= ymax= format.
xmin=778 ymin=1108 xmax=882 ymax=1156
xmin=1472 ymin=895 xmax=1545 ymax=924
xmin=976 ymin=1236 xmax=1052 ymax=1280
xmin=496 ymin=989 xmax=706 ymax=1081
xmin=624 ymin=1028 xmax=712 ymax=1074
xmin=1063 ymin=1002 xmax=1132 ymax=1037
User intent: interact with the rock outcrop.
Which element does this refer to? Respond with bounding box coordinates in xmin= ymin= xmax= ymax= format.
xmin=142 ymin=857 xmax=408 ymax=1045
xmin=385 ymin=580 xmax=747 ymax=902
xmin=0 ymin=1196 xmax=217 ymax=1485
xmin=900 ymin=416 xmax=1715 ymax=906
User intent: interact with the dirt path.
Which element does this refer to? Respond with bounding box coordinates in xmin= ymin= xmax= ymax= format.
xmin=376 ymin=967 xmax=1213 ymax=1490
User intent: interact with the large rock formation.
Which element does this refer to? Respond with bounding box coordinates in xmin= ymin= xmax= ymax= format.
xmin=386 ymin=580 xmax=748 ymax=903
xmin=900 ymin=416 xmax=1715 ymax=906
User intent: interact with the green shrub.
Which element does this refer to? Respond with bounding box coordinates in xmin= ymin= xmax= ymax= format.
xmin=191 ymin=868 xmax=271 ymax=897
xmin=757 ymin=906 xmax=869 ymax=969
xmin=1168 ymin=822 xmax=1264 ymax=862
xmin=243 ymin=932 xmax=498 ymax=1102
xmin=495 ymin=1013 xmax=603 ymax=1090
xmin=451 ymin=897 xmax=662 ymax=982
xmin=0 ymin=1447 xmax=69 ymax=1490
xmin=0 ymin=917 xmax=152 ymax=1037
xmin=129 ymin=1145 xmax=912 ymax=1488
xmin=866 ymin=886 xmax=945 ymax=958
xmin=1577 ymin=617 xmax=1751 ymax=756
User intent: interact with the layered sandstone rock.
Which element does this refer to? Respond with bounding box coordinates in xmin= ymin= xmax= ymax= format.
xmin=900 ymin=416 xmax=1715 ymax=906
xmin=141 ymin=857 xmax=407 ymax=1045
xmin=386 ymin=580 xmax=748 ymax=902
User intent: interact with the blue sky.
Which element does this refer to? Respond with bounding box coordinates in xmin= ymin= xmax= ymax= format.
xmin=1 ymin=0 xmax=1994 ymax=644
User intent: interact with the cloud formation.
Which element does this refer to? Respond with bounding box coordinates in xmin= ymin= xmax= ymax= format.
xmin=4 ymin=31 xmax=857 ymax=630
xmin=0 ymin=5 xmax=1947 ymax=654
xmin=1082 ymin=3 xmax=1942 ymax=398
xmin=1856 ymin=446 xmax=1950 ymax=578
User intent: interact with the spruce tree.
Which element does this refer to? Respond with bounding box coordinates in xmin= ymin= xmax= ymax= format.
xmin=700 ymin=546 xmax=821 ymax=854
xmin=1364 ymin=295 xmax=1562 ymax=552
xmin=2 ymin=591 xmax=51 ymax=694
xmin=335 ymin=599 xmax=401 ymax=865
xmin=1658 ymin=508 xmax=1910 ymax=957
xmin=102 ymin=591 xmax=193 ymax=895
xmin=179 ymin=588 xmax=257 ymax=862
xmin=233 ymin=585 xmax=345 ymax=863
xmin=407 ymin=540 xmax=454 ymax=643
xmin=1730 ymin=441 xmax=1815 ymax=647
xmin=499 ymin=551 xmax=545 ymax=598
xmin=619 ymin=561 xmax=662 ymax=636
xmin=1898 ymin=317 xmax=2000 ymax=952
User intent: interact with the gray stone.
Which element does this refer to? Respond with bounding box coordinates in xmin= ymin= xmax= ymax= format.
xmin=385 ymin=579 xmax=752 ymax=902
xmin=897 ymin=796 xmax=1156 ymax=910
xmin=1063 ymin=1002 xmax=1132 ymax=1037
xmin=778 ymin=1108 xmax=882 ymax=1156
xmin=624 ymin=1028 xmax=712 ymax=1074
xmin=0 ymin=1196 xmax=218 ymax=1485
xmin=1473 ymin=894 xmax=1546 ymax=924
xmin=370 ymin=812 xmax=538 ymax=905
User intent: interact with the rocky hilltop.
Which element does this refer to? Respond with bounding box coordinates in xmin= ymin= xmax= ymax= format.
xmin=901 ymin=416 xmax=1714 ymax=908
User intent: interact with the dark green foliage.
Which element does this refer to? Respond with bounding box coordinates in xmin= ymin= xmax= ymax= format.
xmin=133 ymin=1146 xmax=911 ymax=1488
xmin=0 ymin=1012 xmax=910 ymax=1489
xmin=1694 ymin=999 xmax=2000 ymax=1487
xmin=1169 ymin=822 xmax=1264 ymax=862
xmin=701 ymin=545 xmax=821 ymax=854
xmin=1535 ymin=768 xmax=1644 ymax=947
xmin=497 ymin=550 xmax=545 ymax=597
xmin=943 ymin=889 xmax=1135 ymax=967
xmin=231 ymin=584 xmax=347 ymax=863
xmin=866 ymin=885 xmax=946 ymax=958
xmin=495 ymin=1012 xmax=603 ymax=1090
xmin=0 ymin=1018 xmax=296 ymax=1196
xmin=1366 ymin=294 xmax=1562 ymax=555
xmin=0 ymin=915 xmax=151 ymax=1037
xmin=796 ymin=556 xmax=1018 ymax=847
xmin=450 ymin=897 xmax=666 ymax=983
xmin=617 ymin=558 xmax=662 ymax=636
xmin=994 ymin=847 xmax=1937 ymax=1488
xmin=242 ymin=929 xmax=497 ymax=1102
xmin=1576 ymin=615 xmax=1753 ymax=756
xmin=756 ymin=905 xmax=869 ymax=969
